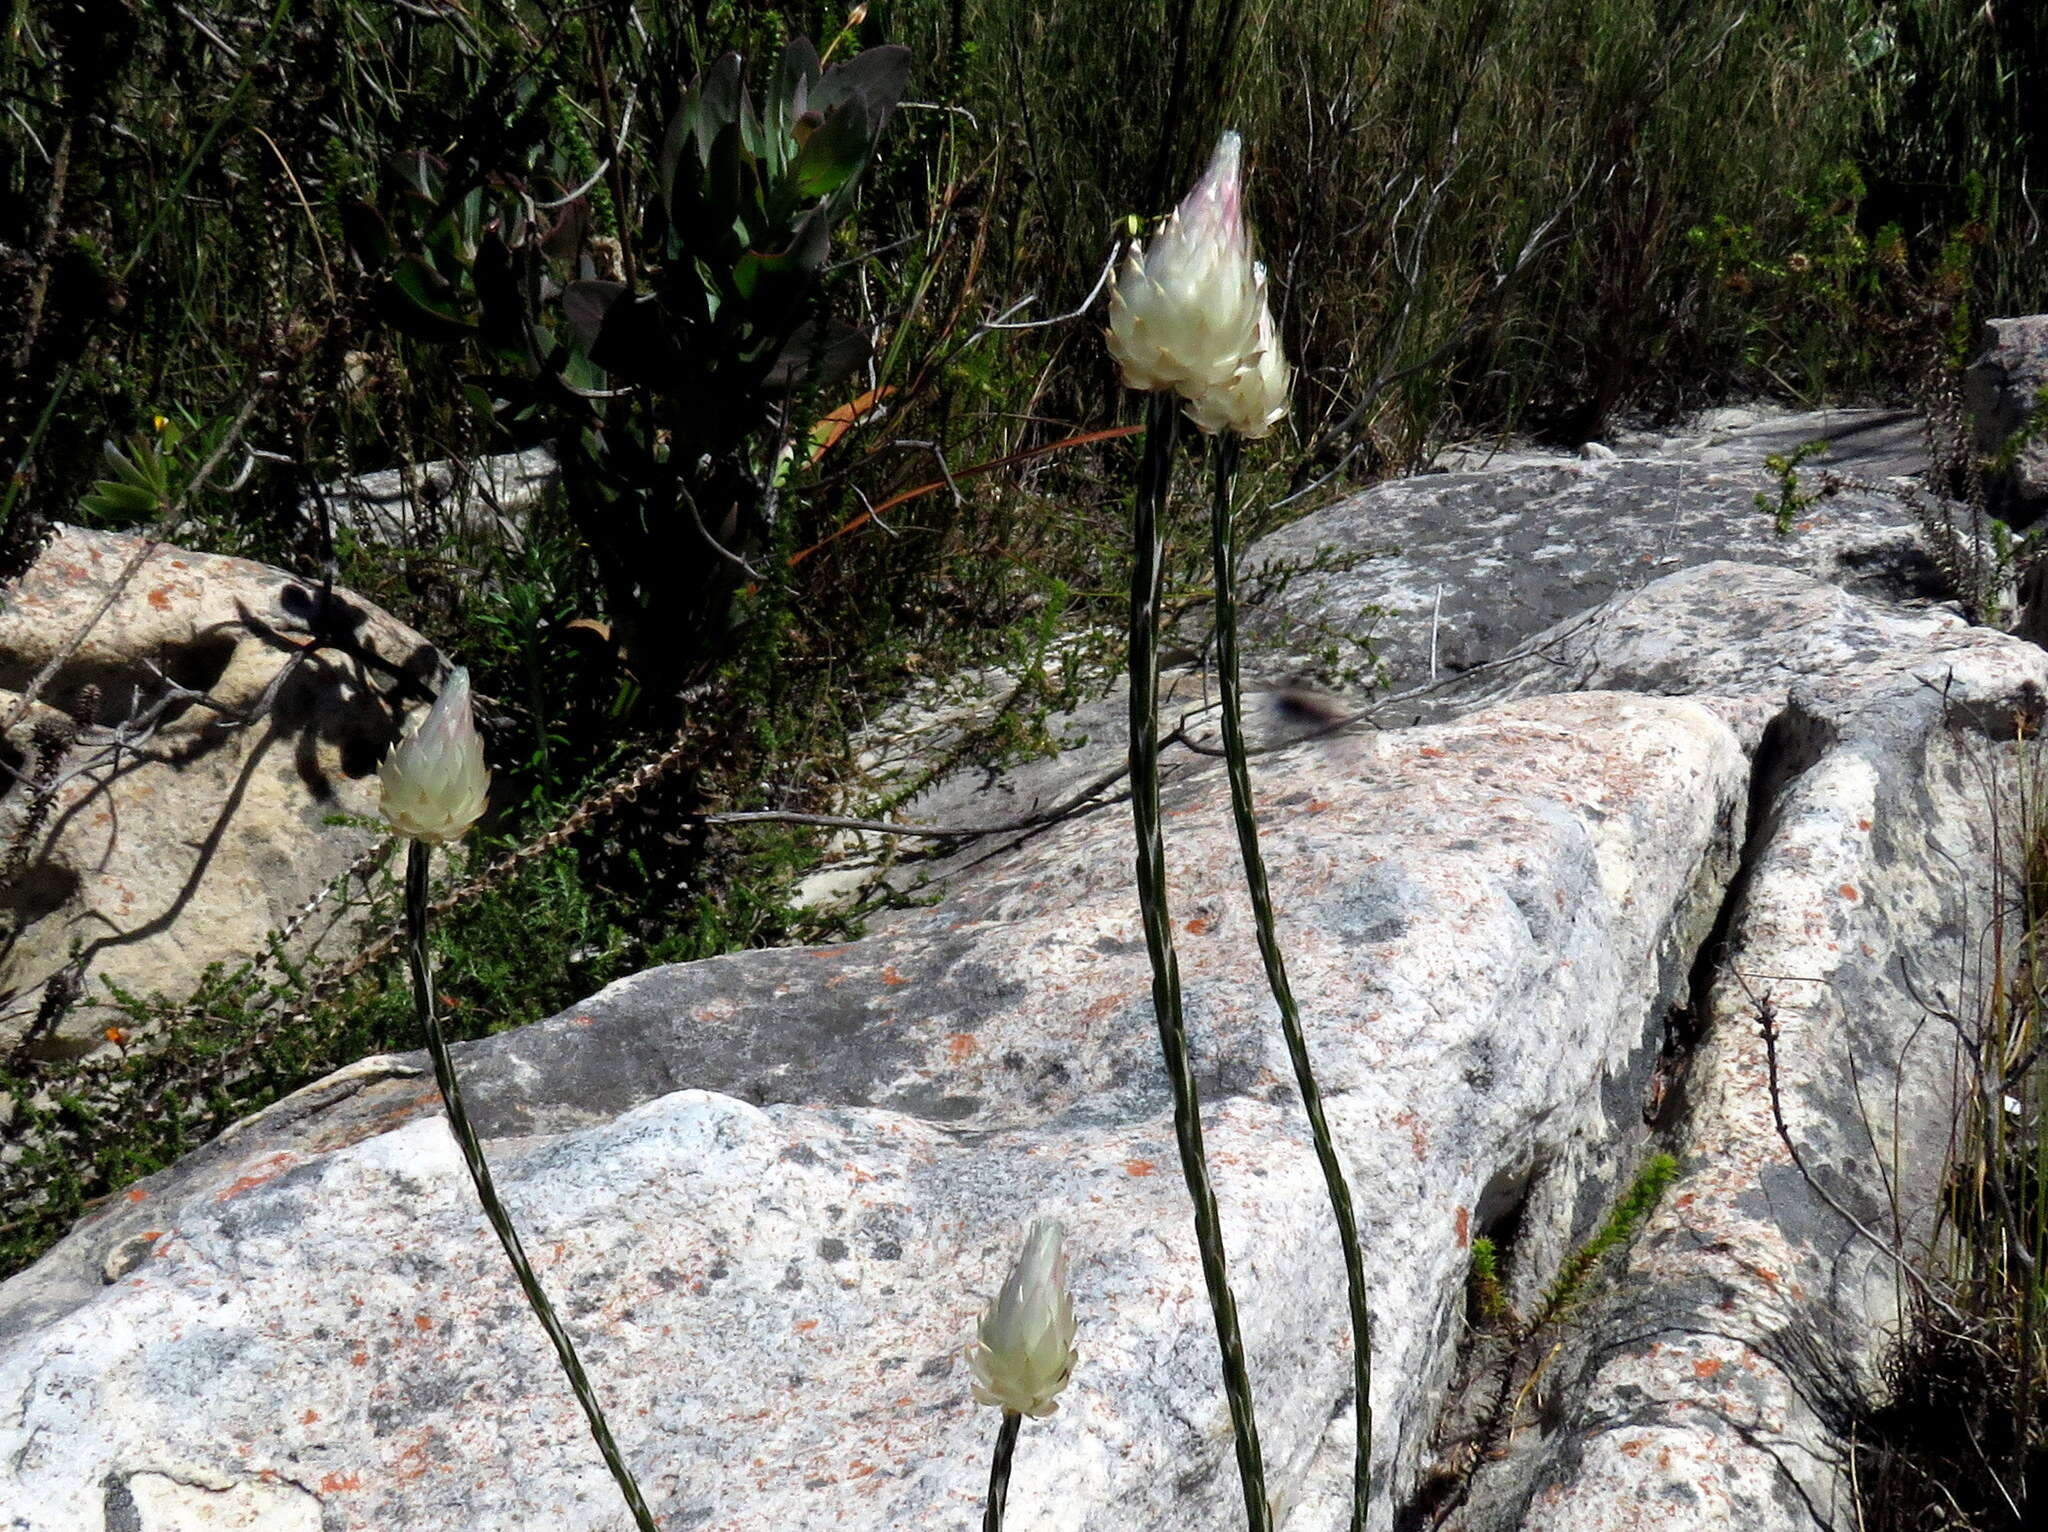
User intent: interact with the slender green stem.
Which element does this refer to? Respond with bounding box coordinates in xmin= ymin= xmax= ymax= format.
xmin=982 ymin=1409 xmax=1023 ymax=1532
xmin=1208 ymin=433 xmax=1374 ymax=1531
xmin=404 ymin=840 xmax=661 ymax=1532
xmin=1128 ymin=389 xmax=1271 ymax=1532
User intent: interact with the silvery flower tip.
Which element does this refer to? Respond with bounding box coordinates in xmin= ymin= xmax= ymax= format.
xmin=1183 ymin=278 xmax=1291 ymax=439
xmin=968 ymin=1218 xmax=1079 ymax=1418
xmin=378 ymin=666 xmax=490 ymax=845
xmin=1106 ymin=131 xmax=1264 ymax=399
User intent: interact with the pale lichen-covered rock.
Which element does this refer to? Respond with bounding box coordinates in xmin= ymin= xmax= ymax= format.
xmin=0 ymin=524 xmax=441 ymax=1051
xmin=0 ymin=504 xmax=2035 ymax=1525
xmin=1450 ymin=563 xmax=2041 ymax=1531
xmin=2 ymin=674 xmax=1755 ymax=1529
xmin=1246 ymin=406 xmax=1937 ymax=706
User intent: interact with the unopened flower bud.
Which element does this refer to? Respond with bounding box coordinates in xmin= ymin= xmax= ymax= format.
xmin=1183 ymin=280 xmax=1291 ymax=439
xmin=968 ymin=1219 xmax=1078 ymax=1418
xmin=1106 ymin=132 xmax=1263 ymax=399
xmin=379 ymin=667 xmax=489 ymax=845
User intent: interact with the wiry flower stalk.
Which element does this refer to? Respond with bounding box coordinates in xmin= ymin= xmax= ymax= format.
xmin=1128 ymin=387 xmax=1272 ymax=1532
xmin=385 ymin=673 xmax=658 ymax=1532
xmin=1208 ymin=432 xmax=1373 ymax=1532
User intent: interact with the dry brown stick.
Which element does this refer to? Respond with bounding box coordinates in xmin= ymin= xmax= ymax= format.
xmin=1746 ymin=980 xmax=1964 ymax=1324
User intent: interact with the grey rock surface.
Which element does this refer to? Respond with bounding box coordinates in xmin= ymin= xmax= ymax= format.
xmin=311 ymin=447 xmax=558 ymax=549
xmin=1964 ymin=314 xmax=2048 ymax=514
xmin=1454 ymin=565 xmax=2038 ymax=1529
xmin=1246 ymin=407 xmax=1940 ymax=711
xmin=807 ymin=407 xmax=1939 ymax=909
xmin=3 ymin=521 xmax=2035 ymax=1532
xmin=0 ymin=525 xmax=443 ymax=1051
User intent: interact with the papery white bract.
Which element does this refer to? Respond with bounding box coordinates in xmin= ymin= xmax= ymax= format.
xmin=1183 ymin=277 xmax=1291 ymax=439
xmin=1106 ymin=132 xmax=1264 ymax=400
xmin=379 ymin=666 xmax=490 ymax=845
xmin=968 ymin=1218 xmax=1079 ymax=1418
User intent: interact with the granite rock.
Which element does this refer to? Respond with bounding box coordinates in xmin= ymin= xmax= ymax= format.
xmin=2 ymin=535 xmax=2035 ymax=1530
xmin=1964 ymin=314 xmax=2048 ymax=514
xmin=1451 ymin=562 xmax=2042 ymax=1529
xmin=807 ymin=407 xmax=1940 ymax=907
xmin=311 ymin=446 xmax=558 ymax=550
xmin=1245 ymin=407 xmax=1940 ymax=711
xmin=0 ymin=525 xmax=443 ymax=1051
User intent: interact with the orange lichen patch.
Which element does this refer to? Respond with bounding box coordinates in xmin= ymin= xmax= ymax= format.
xmin=794 ymin=1319 xmax=820 ymax=1334
xmin=125 ymin=1187 xmax=148 ymax=1204
xmin=570 ymin=1015 xmax=596 ymax=1028
xmin=147 ymin=586 xmax=171 ymax=610
xmin=1693 ymin=1357 xmax=1723 ymax=1379
xmin=1417 ymin=747 xmax=1447 ymax=759
xmin=394 ymin=1438 xmax=432 ymax=1483
xmin=1124 ymin=1159 xmax=1156 ymax=1177
xmin=1454 ymin=1206 xmax=1471 ymax=1248
xmin=1081 ymin=992 xmax=1125 ymax=1023
xmin=350 ymin=1350 xmax=369 ymax=1367
xmin=1184 ymin=917 xmax=1210 ymax=935
xmin=1306 ymin=798 xmax=1334 ymax=813
xmin=1857 ymin=818 xmax=1872 ymax=831
xmin=880 ymin=965 xmax=907 ymax=986
xmin=1839 ymin=883 xmax=1860 ymax=901
xmin=1618 ymin=1437 xmax=1651 ymax=1458
xmin=945 ymin=1033 xmax=977 ymax=1061
xmin=413 ymin=1314 xmax=433 ymax=1333
xmin=1394 ymin=1109 xmax=1428 ymax=1161
xmin=302 ymin=1409 xmax=320 ymax=1425
xmin=213 ymin=1152 xmax=301 ymax=1203
xmin=319 ymin=1472 xmax=361 ymax=1493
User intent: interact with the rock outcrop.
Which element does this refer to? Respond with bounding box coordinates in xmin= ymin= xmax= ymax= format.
xmin=0 ymin=525 xmax=442 ymax=1052
xmin=1965 ymin=315 xmax=2048 ymax=516
xmin=0 ymin=416 xmax=2030 ymax=1531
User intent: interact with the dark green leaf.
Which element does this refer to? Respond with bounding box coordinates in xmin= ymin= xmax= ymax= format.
xmin=692 ymin=54 xmax=743 ymax=164
xmin=810 ymin=45 xmax=911 ymax=126
xmin=763 ymin=320 xmax=870 ymax=391
xmin=772 ymin=37 xmax=822 ymax=136
xmin=732 ymin=203 xmax=831 ymax=305
xmin=338 ymin=201 xmax=392 ymax=271
xmin=377 ymin=255 xmax=475 ymax=342
xmin=561 ymin=280 xmax=627 ymax=353
xmin=792 ymin=93 xmax=873 ymax=200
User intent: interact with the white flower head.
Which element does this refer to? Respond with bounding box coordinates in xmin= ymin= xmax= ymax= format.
xmin=1106 ymin=132 xmax=1264 ymax=400
xmin=1183 ymin=276 xmax=1291 ymax=439
xmin=379 ymin=666 xmax=489 ymax=845
xmin=968 ymin=1218 xmax=1079 ymax=1418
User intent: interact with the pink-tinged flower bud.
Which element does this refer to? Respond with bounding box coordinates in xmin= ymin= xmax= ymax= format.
xmin=379 ymin=667 xmax=490 ymax=845
xmin=1183 ymin=278 xmax=1291 ymax=439
xmin=967 ymin=1219 xmax=1079 ymax=1418
xmin=1106 ymin=132 xmax=1264 ymax=399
